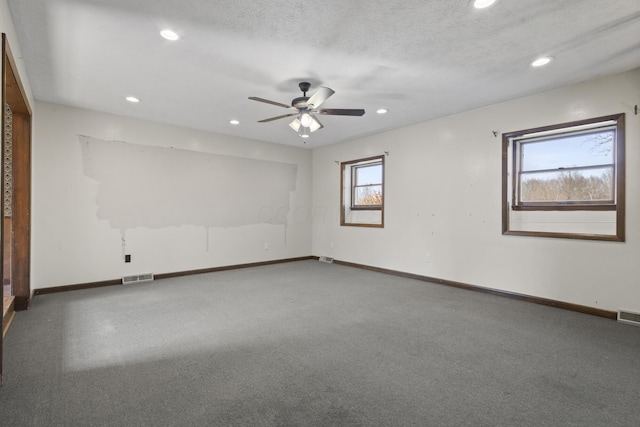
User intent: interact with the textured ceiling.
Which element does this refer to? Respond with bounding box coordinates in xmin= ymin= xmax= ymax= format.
xmin=6 ymin=0 xmax=640 ymax=147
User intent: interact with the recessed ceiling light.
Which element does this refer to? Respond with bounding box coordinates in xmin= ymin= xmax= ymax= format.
xmin=160 ymin=29 xmax=181 ymax=41
xmin=473 ymin=0 xmax=497 ymax=9
xmin=229 ymin=119 xmax=240 ymax=125
xmin=376 ymin=108 xmax=388 ymax=114
xmin=531 ymin=56 xmax=553 ymax=67
xmin=125 ymin=96 xmax=140 ymax=103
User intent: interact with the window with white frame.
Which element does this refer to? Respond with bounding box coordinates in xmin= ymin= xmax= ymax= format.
xmin=351 ymin=160 xmax=383 ymax=210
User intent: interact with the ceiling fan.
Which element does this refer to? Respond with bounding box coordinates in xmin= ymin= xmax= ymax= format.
xmin=249 ymin=82 xmax=365 ymax=139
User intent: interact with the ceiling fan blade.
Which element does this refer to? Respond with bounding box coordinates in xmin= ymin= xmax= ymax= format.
xmin=306 ymin=86 xmax=335 ymax=109
xmin=249 ymin=96 xmax=293 ymax=109
xmin=317 ymin=108 xmax=365 ymax=116
xmin=258 ymin=113 xmax=298 ymax=123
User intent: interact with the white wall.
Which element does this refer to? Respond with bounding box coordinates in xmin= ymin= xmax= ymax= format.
xmin=312 ymin=69 xmax=640 ymax=313
xmin=32 ymin=102 xmax=312 ymax=288
xmin=10 ymin=0 xmax=639 ymax=313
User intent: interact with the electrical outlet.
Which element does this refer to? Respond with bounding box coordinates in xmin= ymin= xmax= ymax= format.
xmin=125 ymin=254 xmax=131 ymax=263
xmin=424 ymin=253 xmax=431 ymax=263
xmin=264 ymin=243 xmax=269 ymax=250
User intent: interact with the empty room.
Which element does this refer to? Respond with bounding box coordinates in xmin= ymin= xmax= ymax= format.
xmin=1 ymin=0 xmax=639 ymax=425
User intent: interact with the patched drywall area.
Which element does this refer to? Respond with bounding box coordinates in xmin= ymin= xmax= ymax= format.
xmin=31 ymin=102 xmax=311 ymax=288
xmin=79 ymin=135 xmax=297 ymax=231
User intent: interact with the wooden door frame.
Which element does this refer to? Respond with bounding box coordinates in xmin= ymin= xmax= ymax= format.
xmin=1 ymin=33 xmax=32 ymax=384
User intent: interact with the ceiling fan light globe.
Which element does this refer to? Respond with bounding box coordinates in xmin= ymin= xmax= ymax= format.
xmin=309 ymin=116 xmax=323 ymax=132
xmin=289 ymin=118 xmax=301 ymax=132
xmin=300 ymin=113 xmax=313 ymax=128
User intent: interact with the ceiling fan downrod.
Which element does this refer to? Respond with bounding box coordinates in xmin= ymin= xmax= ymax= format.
xmin=292 ymin=82 xmax=312 ymax=109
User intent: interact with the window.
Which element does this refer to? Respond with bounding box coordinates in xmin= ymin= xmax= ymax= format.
xmin=351 ymin=160 xmax=383 ymax=210
xmin=514 ymin=120 xmax=618 ymax=209
xmin=341 ymin=155 xmax=384 ymax=227
xmin=502 ymin=113 xmax=625 ymax=241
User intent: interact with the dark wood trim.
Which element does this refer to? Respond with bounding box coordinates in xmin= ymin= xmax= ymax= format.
xmin=2 ymin=34 xmax=30 ymax=116
xmin=12 ymin=296 xmax=29 ymax=311
xmin=32 ymin=255 xmax=617 ymax=323
xmin=502 ymin=230 xmax=623 ymax=242
xmin=512 ymin=204 xmax=616 ymax=211
xmin=154 ymin=256 xmax=314 ymax=280
xmin=501 ymin=113 xmax=625 ymax=242
xmin=33 ymin=256 xmax=315 ymax=295
xmin=615 ymin=113 xmax=625 ymax=241
xmin=33 ymin=279 xmax=123 ymax=296
xmin=501 ymin=135 xmax=509 ymax=235
xmin=332 ymin=259 xmax=617 ymax=320
xmin=339 ymin=161 xmax=345 ymax=225
xmin=2 ymin=34 xmax=32 ymax=313
xmin=11 ymin=112 xmax=31 ymax=310
xmin=350 ymin=206 xmax=382 ymax=211
xmin=339 ymin=223 xmax=385 ymax=229
xmin=0 ymin=34 xmax=4 ymax=385
xmin=340 ymin=155 xmax=386 ymax=167
xmin=340 ymin=155 xmax=385 ymax=228
xmin=2 ymin=32 xmax=34 ymax=383
xmin=502 ymin=113 xmax=624 ymax=140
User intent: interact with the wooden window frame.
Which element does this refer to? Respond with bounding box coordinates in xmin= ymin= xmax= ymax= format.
xmin=502 ymin=113 xmax=625 ymax=241
xmin=340 ymin=155 xmax=385 ymax=228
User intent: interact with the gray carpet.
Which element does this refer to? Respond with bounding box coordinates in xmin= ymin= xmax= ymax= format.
xmin=1 ymin=260 xmax=638 ymax=426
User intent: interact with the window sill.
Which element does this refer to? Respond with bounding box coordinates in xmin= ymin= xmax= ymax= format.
xmin=350 ymin=206 xmax=382 ymax=211
xmin=512 ymin=204 xmax=616 ymax=211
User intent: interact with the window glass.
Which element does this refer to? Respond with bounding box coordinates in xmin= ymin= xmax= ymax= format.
xmin=520 ymin=168 xmax=613 ymax=203
xmin=515 ymin=126 xmax=616 ymax=206
xmin=353 ymin=162 xmax=382 ymax=207
xmin=520 ymin=131 xmax=613 ymax=171
xmin=355 ymin=163 xmax=382 ymax=185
